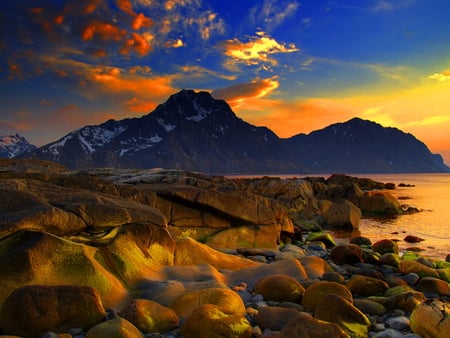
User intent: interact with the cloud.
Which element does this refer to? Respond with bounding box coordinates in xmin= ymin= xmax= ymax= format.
xmin=429 ymin=70 xmax=450 ymax=82
xmin=220 ymin=32 xmax=299 ymax=70
xmin=211 ymin=77 xmax=279 ymax=104
xmin=372 ymin=1 xmax=394 ymax=12
xmin=249 ymin=0 xmax=300 ymax=31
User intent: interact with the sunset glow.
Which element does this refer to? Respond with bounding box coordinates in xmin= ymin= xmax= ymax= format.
xmin=1 ymin=1 xmax=450 ymax=164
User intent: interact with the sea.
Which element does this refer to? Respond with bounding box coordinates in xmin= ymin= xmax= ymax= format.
xmin=332 ymin=173 xmax=450 ymax=261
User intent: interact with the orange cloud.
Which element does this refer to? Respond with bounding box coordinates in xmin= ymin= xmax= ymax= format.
xmin=82 ymin=22 xmax=125 ymax=41
xmin=221 ymin=32 xmax=298 ymax=68
xmin=120 ymin=32 xmax=152 ymax=56
xmin=125 ymin=97 xmax=158 ymax=113
xmin=116 ymin=0 xmax=135 ymax=16
xmin=132 ymin=13 xmax=153 ymax=30
xmin=212 ymin=77 xmax=280 ymax=106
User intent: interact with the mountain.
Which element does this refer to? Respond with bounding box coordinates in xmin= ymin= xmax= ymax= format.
xmin=285 ymin=117 xmax=450 ymax=173
xmin=0 ymin=134 xmax=36 ymax=158
xmin=21 ymin=90 xmax=300 ymax=173
xmin=19 ymin=90 xmax=450 ymax=173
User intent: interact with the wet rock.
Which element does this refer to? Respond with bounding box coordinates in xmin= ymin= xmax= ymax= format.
xmin=349 ymin=236 xmax=372 ymax=247
xmin=169 ymin=287 xmax=245 ymax=319
xmin=254 ymin=306 xmax=301 ymax=331
xmin=323 ymin=200 xmax=361 ymax=229
xmin=353 ymin=299 xmax=387 ymax=315
xmin=322 ymin=271 xmax=345 ymax=284
xmin=119 ymin=299 xmax=178 ymax=333
xmin=403 ymin=235 xmax=424 ymax=243
xmin=300 ymin=255 xmax=334 ymax=279
xmin=416 ymin=276 xmax=450 ymax=297
xmin=302 ymin=281 xmax=353 ymax=312
xmin=280 ymin=312 xmax=350 ymax=338
xmin=398 ymin=259 xmax=439 ymax=278
xmin=0 ymin=285 xmax=105 ymax=337
xmin=386 ymin=316 xmax=410 ymax=331
xmin=86 ymin=318 xmax=143 ymax=338
xmin=330 ymin=244 xmax=364 ymax=265
xmin=410 ymin=300 xmax=450 ymax=338
xmin=254 ymin=274 xmax=305 ymax=303
xmin=181 ymin=304 xmax=252 ymax=338
xmin=378 ymin=253 xmax=401 ymax=268
xmin=373 ymin=239 xmax=399 ymax=255
xmin=305 ymin=232 xmax=337 ymax=248
xmin=356 ymin=191 xmax=402 ymax=215
xmin=345 ymin=275 xmax=390 ymax=297
xmin=315 ymin=294 xmax=370 ymax=338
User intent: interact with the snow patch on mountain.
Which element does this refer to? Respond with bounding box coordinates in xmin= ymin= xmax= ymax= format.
xmin=0 ymin=134 xmax=36 ymax=158
xmin=157 ymin=118 xmax=176 ymax=132
xmin=118 ymin=135 xmax=162 ymax=156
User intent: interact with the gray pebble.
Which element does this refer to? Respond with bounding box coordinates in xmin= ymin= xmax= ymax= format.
xmin=371 ymin=328 xmax=405 ymax=338
xmin=386 ymin=316 xmax=410 ymax=331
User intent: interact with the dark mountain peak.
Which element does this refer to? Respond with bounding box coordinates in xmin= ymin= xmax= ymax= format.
xmin=150 ymin=89 xmax=235 ymax=124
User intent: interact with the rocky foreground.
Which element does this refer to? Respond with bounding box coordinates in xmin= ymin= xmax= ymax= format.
xmin=0 ymin=159 xmax=449 ymax=338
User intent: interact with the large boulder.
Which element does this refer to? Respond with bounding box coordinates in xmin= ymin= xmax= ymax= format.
xmin=0 ymin=230 xmax=127 ymax=308
xmin=322 ymin=200 xmax=361 ymax=229
xmin=86 ymin=318 xmax=144 ymax=338
xmin=181 ymin=304 xmax=252 ymax=338
xmin=280 ymin=312 xmax=350 ymax=338
xmin=356 ymin=191 xmax=402 ymax=215
xmin=254 ymin=274 xmax=305 ymax=303
xmin=169 ymin=287 xmax=246 ymax=319
xmin=119 ymin=299 xmax=178 ymax=333
xmin=0 ymin=285 xmax=106 ymax=337
xmin=302 ymin=281 xmax=353 ymax=312
xmin=315 ymin=294 xmax=370 ymax=338
xmin=410 ymin=300 xmax=450 ymax=338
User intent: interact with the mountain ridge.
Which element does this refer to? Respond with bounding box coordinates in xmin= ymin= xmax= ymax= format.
xmin=14 ymin=90 xmax=450 ymax=173
xmin=0 ymin=133 xmax=37 ymax=159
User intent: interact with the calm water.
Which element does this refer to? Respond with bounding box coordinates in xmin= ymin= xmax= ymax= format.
xmin=328 ymin=173 xmax=450 ymax=260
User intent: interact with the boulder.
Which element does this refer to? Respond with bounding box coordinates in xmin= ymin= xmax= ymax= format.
xmin=324 ymin=200 xmax=361 ymax=229
xmin=0 ymin=285 xmax=105 ymax=337
xmin=280 ymin=312 xmax=350 ymax=338
xmin=169 ymin=287 xmax=245 ymax=319
xmin=255 ymin=306 xmax=301 ymax=331
xmin=86 ymin=318 xmax=144 ymax=338
xmin=416 ymin=276 xmax=450 ymax=296
xmin=410 ymin=300 xmax=450 ymax=338
xmin=173 ymin=237 xmax=259 ymax=270
xmin=305 ymin=231 xmax=337 ymax=248
xmin=356 ymin=191 xmax=402 ymax=215
xmin=353 ymin=299 xmax=387 ymax=316
xmin=228 ymin=259 xmax=308 ymax=290
xmin=345 ymin=275 xmax=390 ymax=296
xmin=0 ymin=230 xmax=127 ymax=308
xmin=372 ymin=239 xmax=399 ymax=255
xmin=119 ymin=299 xmax=178 ymax=333
xmin=330 ymin=244 xmax=364 ymax=265
xmin=315 ymin=294 xmax=370 ymax=338
xmin=398 ymin=259 xmax=439 ymax=278
xmin=129 ymin=280 xmax=185 ymax=307
xmin=302 ymin=281 xmax=353 ymax=311
xmin=181 ymin=304 xmax=252 ymax=338
xmin=254 ymin=274 xmax=305 ymax=303
xmin=300 ymin=255 xmax=334 ymax=280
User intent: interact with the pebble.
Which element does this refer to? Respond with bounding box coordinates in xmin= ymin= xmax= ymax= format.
xmin=386 ymin=316 xmax=410 ymax=330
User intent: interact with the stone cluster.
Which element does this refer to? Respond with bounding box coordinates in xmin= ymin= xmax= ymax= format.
xmin=0 ymin=159 xmax=448 ymax=337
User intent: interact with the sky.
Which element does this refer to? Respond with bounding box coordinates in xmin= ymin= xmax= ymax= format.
xmin=1 ymin=0 xmax=450 ymax=165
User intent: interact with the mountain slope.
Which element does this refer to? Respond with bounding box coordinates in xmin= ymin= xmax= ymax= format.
xmin=23 ymin=90 xmax=300 ymax=173
xmin=0 ymin=134 xmax=36 ymax=158
xmin=284 ymin=117 xmax=449 ymax=173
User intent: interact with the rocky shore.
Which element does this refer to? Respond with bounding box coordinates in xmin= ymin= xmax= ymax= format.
xmin=0 ymin=159 xmax=448 ymax=338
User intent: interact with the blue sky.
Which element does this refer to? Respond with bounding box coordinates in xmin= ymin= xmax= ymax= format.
xmin=1 ymin=0 xmax=450 ymax=163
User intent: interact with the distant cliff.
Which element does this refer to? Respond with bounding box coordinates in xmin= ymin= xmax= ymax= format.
xmin=18 ymin=90 xmax=450 ymax=173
